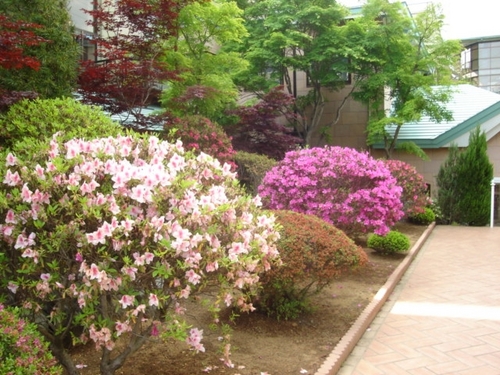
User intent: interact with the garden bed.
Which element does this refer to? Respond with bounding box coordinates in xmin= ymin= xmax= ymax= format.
xmin=70 ymin=222 xmax=429 ymax=375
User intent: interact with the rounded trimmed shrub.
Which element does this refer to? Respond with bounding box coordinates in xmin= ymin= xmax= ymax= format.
xmin=0 ymin=304 xmax=62 ymax=375
xmin=383 ymin=159 xmax=428 ymax=217
xmin=0 ymin=97 xmax=122 ymax=151
xmin=162 ymin=115 xmax=237 ymax=170
xmin=234 ymin=151 xmax=277 ymax=196
xmin=258 ymin=146 xmax=404 ymax=236
xmin=408 ymin=207 xmax=435 ymax=225
xmin=256 ymin=210 xmax=368 ymax=320
xmin=367 ymin=231 xmax=411 ymax=254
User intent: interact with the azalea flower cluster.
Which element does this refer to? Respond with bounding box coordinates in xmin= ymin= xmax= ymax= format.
xmin=383 ymin=159 xmax=428 ymax=217
xmin=0 ymin=133 xmax=280 ymax=373
xmin=258 ymin=146 xmax=404 ymax=236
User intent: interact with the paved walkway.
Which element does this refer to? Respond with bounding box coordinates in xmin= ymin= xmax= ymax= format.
xmin=338 ymin=225 xmax=500 ymax=375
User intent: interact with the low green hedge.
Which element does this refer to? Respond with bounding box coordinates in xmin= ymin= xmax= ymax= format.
xmin=367 ymin=230 xmax=410 ymax=254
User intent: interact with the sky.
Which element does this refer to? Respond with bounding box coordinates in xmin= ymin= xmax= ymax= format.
xmin=339 ymin=0 xmax=500 ymax=40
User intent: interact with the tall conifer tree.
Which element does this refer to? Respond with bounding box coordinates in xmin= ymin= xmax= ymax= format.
xmin=456 ymin=127 xmax=493 ymax=226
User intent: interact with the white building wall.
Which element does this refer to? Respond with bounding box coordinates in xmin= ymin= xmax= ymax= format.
xmin=68 ymin=0 xmax=94 ymax=33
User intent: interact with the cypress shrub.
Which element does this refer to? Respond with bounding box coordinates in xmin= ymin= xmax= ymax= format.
xmin=436 ymin=144 xmax=461 ymax=223
xmin=455 ymin=127 xmax=493 ymax=226
xmin=437 ymin=127 xmax=493 ymax=225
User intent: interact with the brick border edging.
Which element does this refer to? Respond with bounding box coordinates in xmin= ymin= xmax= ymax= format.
xmin=314 ymin=222 xmax=436 ymax=375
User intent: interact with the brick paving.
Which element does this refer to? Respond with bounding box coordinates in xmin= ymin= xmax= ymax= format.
xmin=338 ymin=225 xmax=500 ymax=375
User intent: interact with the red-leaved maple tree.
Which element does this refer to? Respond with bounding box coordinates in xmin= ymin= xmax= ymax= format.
xmin=228 ymin=86 xmax=303 ymax=160
xmin=78 ymin=0 xmax=197 ymax=120
xmin=0 ymin=14 xmax=47 ymax=112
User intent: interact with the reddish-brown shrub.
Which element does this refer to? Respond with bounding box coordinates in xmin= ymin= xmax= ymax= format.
xmin=161 ymin=115 xmax=237 ymax=170
xmin=256 ymin=210 xmax=368 ymax=319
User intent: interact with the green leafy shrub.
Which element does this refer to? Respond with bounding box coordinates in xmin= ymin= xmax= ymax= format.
xmin=162 ymin=115 xmax=237 ymax=170
xmin=427 ymin=198 xmax=445 ymax=224
xmin=234 ymin=151 xmax=277 ymax=196
xmin=256 ymin=210 xmax=368 ymax=320
xmin=408 ymin=207 xmax=435 ymax=225
xmin=367 ymin=231 xmax=411 ymax=254
xmin=0 ymin=97 xmax=122 ymax=151
xmin=0 ymin=304 xmax=62 ymax=375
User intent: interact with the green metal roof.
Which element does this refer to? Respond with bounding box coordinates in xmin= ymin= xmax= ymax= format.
xmin=375 ymin=85 xmax=500 ymax=149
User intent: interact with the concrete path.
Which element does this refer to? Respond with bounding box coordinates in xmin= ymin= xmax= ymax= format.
xmin=338 ymin=225 xmax=500 ymax=375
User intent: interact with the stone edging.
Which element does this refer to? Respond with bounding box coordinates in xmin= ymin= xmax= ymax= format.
xmin=314 ymin=222 xmax=436 ymax=375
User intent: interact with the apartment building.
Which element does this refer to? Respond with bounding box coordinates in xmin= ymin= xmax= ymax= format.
xmin=461 ymin=35 xmax=500 ymax=94
xmin=68 ymin=0 xmax=97 ymax=61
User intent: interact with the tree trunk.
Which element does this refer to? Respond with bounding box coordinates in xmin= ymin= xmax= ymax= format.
xmin=50 ymin=340 xmax=80 ymax=375
xmin=100 ymin=320 xmax=152 ymax=375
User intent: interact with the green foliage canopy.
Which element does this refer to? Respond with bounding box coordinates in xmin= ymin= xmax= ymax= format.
xmin=161 ymin=0 xmax=249 ymax=122
xmin=351 ymin=0 xmax=463 ymax=158
xmin=231 ymin=0 xmax=354 ymax=144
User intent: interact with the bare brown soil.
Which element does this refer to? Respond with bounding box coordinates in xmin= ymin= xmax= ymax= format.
xmin=70 ymin=222 xmax=428 ymax=375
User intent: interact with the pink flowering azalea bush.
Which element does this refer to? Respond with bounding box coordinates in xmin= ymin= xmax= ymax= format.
xmin=0 ymin=134 xmax=280 ymax=375
xmin=0 ymin=304 xmax=62 ymax=375
xmin=382 ymin=159 xmax=428 ymax=217
xmin=258 ymin=147 xmax=404 ymax=236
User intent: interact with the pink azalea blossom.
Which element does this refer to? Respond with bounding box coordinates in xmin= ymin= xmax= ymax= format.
xmin=186 ymin=328 xmax=205 ymax=353
xmin=121 ymin=266 xmax=137 ymax=280
xmin=5 ymin=209 xmax=16 ymax=224
xmin=35 ymin=164 xmax=45 ymax=179
xmin=175 ymin=302 xmax=186 ymax=315
xmin=2 ymin=225 xmax=13 ymax=237
xmin=131 ymin=304 xmax=145 ymax=316
xmin=144 ymin=252 xmax=154 ymax=264
xmin=179 ymin=285 xmax=191 ymax=299
xmin=119 ymin=295 xmax=135 ymax=309
xmin=21 ymin=184 xmax=32 ymax=203
xmin=185 ymin=269 xmax=201 ymax=285
xmin=115 ymin=321 xmax=132 ymax=336
xmin=3 ymin=169 xmax=21 ymax=186
xmin=148 ymin=293 xmax=159 ymax=307
xmin=7 ymin=281 xmax=18 ymax=294
xmin=15 ymin=232 xmax=36 ymax=249
xmin=5 ymin=152 xmax=17 ymax=166
xmin=88 ymin=263 xmax=104 ymax=282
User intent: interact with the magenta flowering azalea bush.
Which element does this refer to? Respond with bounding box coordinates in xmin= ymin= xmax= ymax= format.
xmin=258 ymin=147 xmax=404 ymax=236
xmin=0 ymin=134 xmax=280 ymax=375
xmin=383 ymin=159 xmax=428 ymax=217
